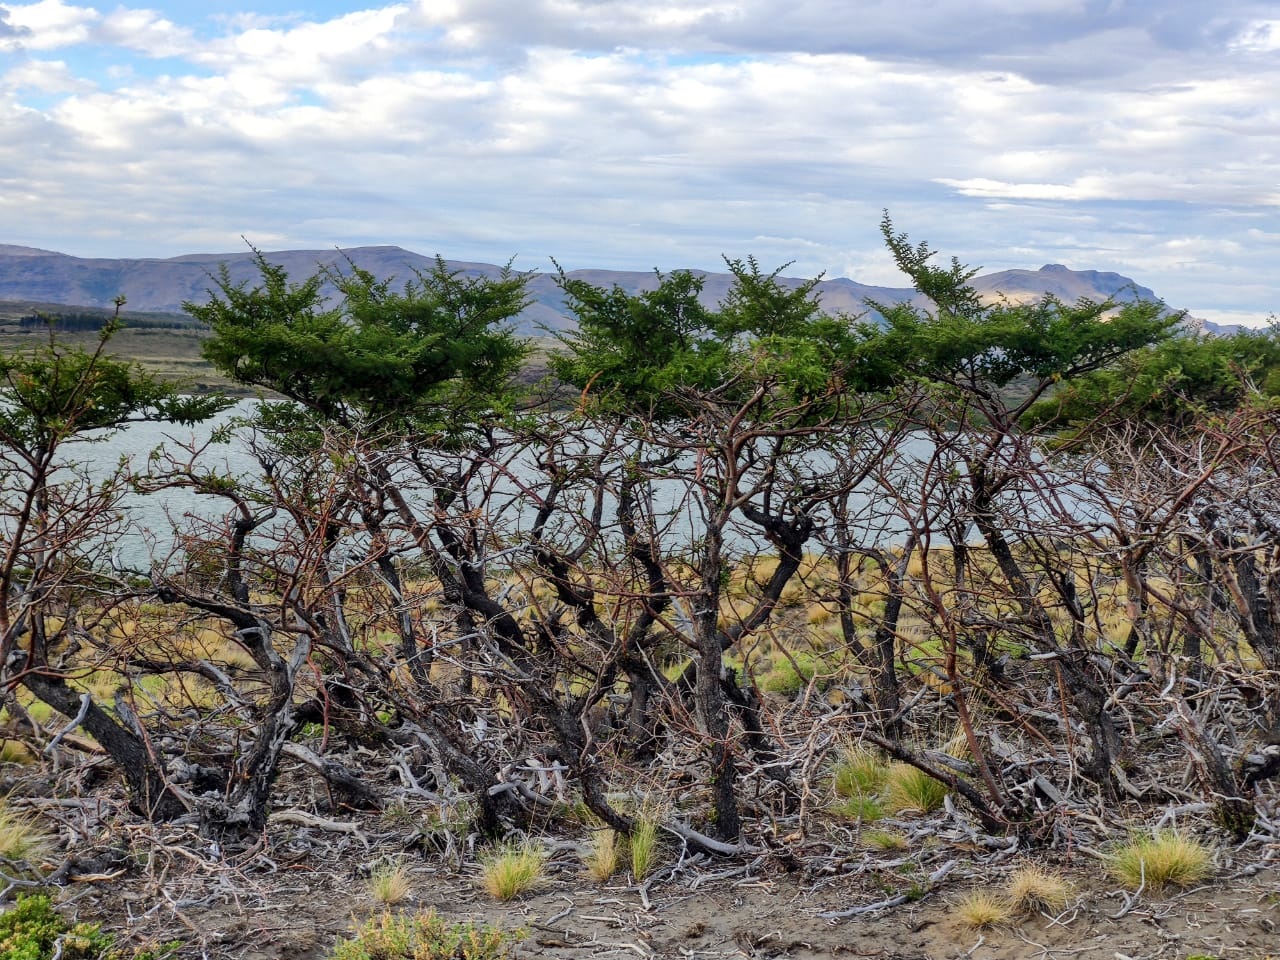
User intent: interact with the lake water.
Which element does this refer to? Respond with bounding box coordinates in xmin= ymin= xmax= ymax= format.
xmin=50 ymin=405 xmax=1085 ymax=569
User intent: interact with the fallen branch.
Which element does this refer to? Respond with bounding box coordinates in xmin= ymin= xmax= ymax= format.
xmin=662 ymin=819 xmax=763 ymax=857
xmin=268 ymin=809 xmax=367 ymax=843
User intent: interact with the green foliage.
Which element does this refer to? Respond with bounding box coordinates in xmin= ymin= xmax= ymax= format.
xmin=190 ymin=252 xmax=528 ymax=432
xmin=1023 ymin=325 xmax=1280 ymax=430
xmin=550 ymin=267 xmax=714 ymax=416
xmin=0 ymin=894 xmax=179 ymax=960
xmin=329 ymin=910 xmax=520 ymax=960
xmin=551 ymin=258 xmax=877 ymax=419
xmin=870 ymin=213 xmax=1177 ymax=422
xmin=760 ymin=650 xmax=821 ymax=695
xmin=0 ymin=322 xmax=229 ymax=452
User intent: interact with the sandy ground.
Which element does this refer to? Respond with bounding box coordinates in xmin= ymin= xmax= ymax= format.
xmin=49 ymin=829 xmax=1279 ymax=960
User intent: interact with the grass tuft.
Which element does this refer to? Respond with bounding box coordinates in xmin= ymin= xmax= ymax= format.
xmin=629 ymin=816 xmax=661 ymax=881
xmin=367 ymin=858 xmax=411 ymax=905
xmin=1005 ymin=864 xmax=1073 ymax=915
xmin=953 ymin=890 xmax=1013 ymax=929
xmin=1107 ymin=830 xmax=1214 ymax=891
xmin=833 ymin=794 xmax=885 ymax=822
xmin=884 ymin=763 xmax=948 ymax=814
xmin=330 ymin=910 xmax=520 ymax=960
xmin=830 ymin=745 xmax=892 ymax=823
xmin=863 ymin=828 xmax=908 ymax=852
xmin=0 ymin=739 xmax=36 ymax=765
xmin=832 ymin=746 xmax=889 ymax=799
xmin=479 ymin=842 xmax=547 ymax=901
xmin=583 ymin=828 xmax=620 ymax=883
xmin=0 ymin=799 xmax=52 ymax=863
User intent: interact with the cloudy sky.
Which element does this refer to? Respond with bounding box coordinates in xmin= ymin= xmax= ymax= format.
xmin=2 ymin=1 xmax=1279 ymax=325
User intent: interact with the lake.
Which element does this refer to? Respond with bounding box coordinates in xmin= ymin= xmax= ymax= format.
xmin=49 ymin=404 xmax=1087 ymax=570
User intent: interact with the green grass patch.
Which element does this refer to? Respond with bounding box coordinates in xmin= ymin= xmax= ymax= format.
xmin=1107 ymin=830 xmax=1214 ymax=891
xmin=329 ymin=910 xmax=520 ymax=960
xmin=0 ymin=893 xmax=179 ymax=960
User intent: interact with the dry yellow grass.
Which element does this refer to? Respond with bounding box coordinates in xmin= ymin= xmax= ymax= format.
xmin=1006 ymin=864 xmax=1074 ymax=915
xmin=805 ymin=602 xmax=835 ymax=626
xmin=368 ymin=859 xmax=412 ymax=904
xmin=1108 ymin=831 xmax=1214 ymax=891
xmin=583 ymin=828 xmax=620 ymax=882
xmin=480 ymin=843 xmax=547 ymax=901
xmin=0 ymin=799 xmax=52 ymax=863
xmin=953 ymin=890 xmax=1013 ymax=929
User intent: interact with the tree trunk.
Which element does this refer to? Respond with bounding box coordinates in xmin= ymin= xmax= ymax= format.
xmin=22 ymin=672 xmax=187 ymax=821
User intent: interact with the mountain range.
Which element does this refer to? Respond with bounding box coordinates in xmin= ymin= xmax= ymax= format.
xmin=0 ymin=243 xmax=1168 ymax=336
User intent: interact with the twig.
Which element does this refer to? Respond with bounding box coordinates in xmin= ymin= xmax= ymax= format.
xmin=1110 ymin=865 xmax=1146 ymax=919
xmin=44 ymin=693 xmax=92 ymax=758
xmin=661 ymin=820 xmax=762 ymax=856
xmin=818 ymin=893 xmax=910 ymax=919
xmin=268 ymin=809 xmax=367 ymax=844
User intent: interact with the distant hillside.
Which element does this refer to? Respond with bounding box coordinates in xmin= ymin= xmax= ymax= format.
xmin=0 ymin=243 xmax=1169 ymax=336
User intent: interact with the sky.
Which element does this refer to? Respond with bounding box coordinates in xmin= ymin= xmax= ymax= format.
xmin=2 ymin=1 xmax=1279 ymax=326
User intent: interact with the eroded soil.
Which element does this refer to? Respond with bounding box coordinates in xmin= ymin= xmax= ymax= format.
xmin=46 ymin=819 xmax=1280 ymax=960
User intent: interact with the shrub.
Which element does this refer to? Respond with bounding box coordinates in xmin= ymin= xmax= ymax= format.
xmin=0 ymin=894 xmax=179 ymax=960
xmin=1107 ymin=830 xmax=1214 ymax=891
xmin=479 ymin=843 xmax=546 ymax=901
xmin=329 ymin=911 xmax=519 ymax=960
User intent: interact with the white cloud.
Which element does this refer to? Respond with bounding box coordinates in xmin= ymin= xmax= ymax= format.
xmin=1230 ymin=18 xmax=1280 ymax=52
xmin=98 ymin=7 xmax=193 ymax=57
xmin=2 ymin=0 xmax=1280 ymax=322
xmin=3 ymin=0 xmax=99 ymax=50
xmin=2 ymin=56 xmax=91 ymax=91
xmin=937 ymin=178 xmax=1096 ymax=201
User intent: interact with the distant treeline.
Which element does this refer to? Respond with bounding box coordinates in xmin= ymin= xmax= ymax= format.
xmin=16 ymin=310 xmax=199 ymax=331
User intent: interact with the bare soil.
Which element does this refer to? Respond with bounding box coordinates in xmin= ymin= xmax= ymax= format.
xmin=42 ymin=810 xmax=1280 ymax=960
